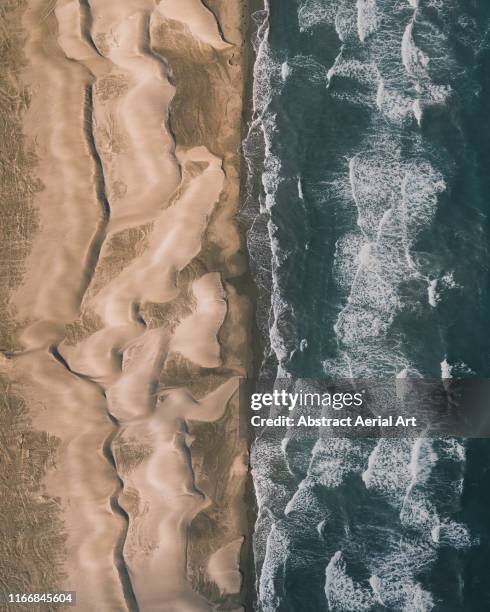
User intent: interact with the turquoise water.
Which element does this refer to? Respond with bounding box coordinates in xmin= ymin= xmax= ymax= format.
xmin=245 ymin=0 xmax=490 ymax=609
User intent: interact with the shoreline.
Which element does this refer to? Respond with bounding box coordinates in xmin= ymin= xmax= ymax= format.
xmin=238 ymin=2 xmax=265 ymax=609
xmin=152 ymin=1 xmax=260 ymax=606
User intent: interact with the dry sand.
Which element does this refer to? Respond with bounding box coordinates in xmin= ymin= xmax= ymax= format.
xmin=0 ymin=0 xmax=253 ymax=610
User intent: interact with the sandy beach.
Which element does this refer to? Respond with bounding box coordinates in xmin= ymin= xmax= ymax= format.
xmin=0 ymin=0 xmax=253 ymax=609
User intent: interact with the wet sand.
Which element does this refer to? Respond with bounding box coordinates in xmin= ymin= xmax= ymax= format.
xmin=0 ymin=0 xmax=253 ymax=610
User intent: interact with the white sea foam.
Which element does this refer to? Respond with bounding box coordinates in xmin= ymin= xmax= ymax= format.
xmin=335 ymin=4 xmax=358 ymax=42
xmin=258 ymin=522 xmax=289 ymax=610
xmin=325 ymin=551 xmax=376 ymax=611
xmin=297 ymin=0 xmax=337 ymax=33
xmin=332 ymin=232 xmax=364 ymax=292
xmin=402 ymin=20 xmax=430 ymax=77
xmin=432 ymin=519 xmax=474 ymax=548
xmin=427 ymin=270 xmax=456 ymax=306
xmin=297 ymin=176 xmax=304 ymax=200
xmin=252 ymin=439 xmax=296 ymax=511
xmin=280 ymin=61 xmax=290 ymax=82
xmin=431 ymin=523 xmax=440 ymax=543
xmin=376 ymin=79 xmax=415 ymax=124
xmin=401 ymin=489 xmax=438 ymax=533
xmin=407 ymin=439 xmax=436 ymax=489
xmin=427 ymin=278 xmax=438 ymax=306
xmin=262 ymin=151 xmax=281 ymax=203
xmin=413 ymin=99 xmax=423 ymax=125
xmin=369 ymin=541 xmax=436 ymax=611
xmin=250 ymin=3 xmax=284 ymax=121
xmin=362 ymin=439 xmax=413 ymax=500
xmin=441 ymin=271 xmax=457 ymax=289
xmin=356 ymin=0 xmax=378 ymax=43
xmin=440 ymin=358 xmax=452 ymax=378
xmin=329 ymin=57 xmax=380 ymax=85
xmin=441 ymin=438 xmax=466 ymax=461
xmin=369 ymin=575 xmax=385 ymax=605
xmin=308 ymin=438 xmax=368 ymax=488
xmin=284 ymin=482 xmax=326 ymax=519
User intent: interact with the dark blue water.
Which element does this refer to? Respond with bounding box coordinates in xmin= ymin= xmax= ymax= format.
xmin=245 ymin=0 xmax=490 ymax=609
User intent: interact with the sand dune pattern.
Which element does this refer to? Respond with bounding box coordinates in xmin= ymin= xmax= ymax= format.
xmin=1 ymin=0 xmax=251 ymax=610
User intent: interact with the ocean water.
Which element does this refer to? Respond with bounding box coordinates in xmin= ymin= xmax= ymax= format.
xmin=244 ymin=0 xmax=490 ymax=609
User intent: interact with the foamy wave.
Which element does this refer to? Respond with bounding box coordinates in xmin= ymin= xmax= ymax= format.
xmin=331 ymin=146 xmax=445 ymax=355
xmin=356 ymin=0 xmax=379 ymax=43
xmin=297 ymin=0 xmax=337 ymax=33
xmin=427 ymin=278 xmax=438 ymax=307
xmin=262 ymin=150 xmax=281 ymax=203
xmin=440 ymin=358 xmax=452 ymax=378
xmin=333 ymin=232 xmax=364 ymax=291
xmin=335 ymin=4 xmax=358 ymax=42
xmin=402 ymin=20 xmax=429 ymax=77
xmin=375 ymin=575 xmax=435 ymax=612
xmin=440 ymin=438 xmax=466 ymax=461
xmin=432 ymin=520 xmax=475 ymax=548
xmin=427 ymin=271 xmax=457 ymax=307
xmin=362 ymin=439 xmax=413 ymax=499
xmin=280 ymin=61 xmax=290 ymax=82
xmin=329 ymin=56 xmax=380 ymax=85
xmin=376 ymin=79 xmax=416 ymax=123
xmin=369 ymin=539 xmax=436 ymax=611
xmin=325 ymin=551 xmax=376 ymax=611
xmin=252 ymin=8 xmax=280 ymax=116
xmin=258 ymin=522 xmax=289 ymax=610
xmin=284 ymin=481 xmax=328 ymax=519
xmin=308 ymin=438 xmax=369 ymax=488
xmin=252 ymin=439 xmax=296 ymax=513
